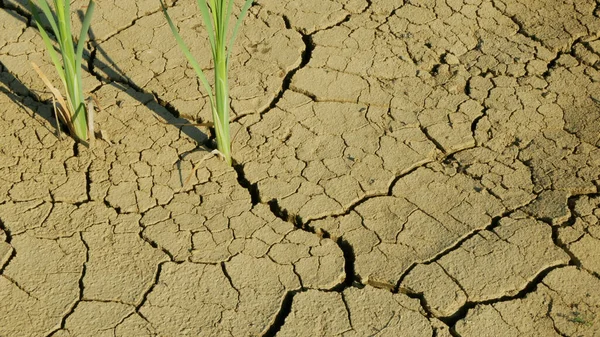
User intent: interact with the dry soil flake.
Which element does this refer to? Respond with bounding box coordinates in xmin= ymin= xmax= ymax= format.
xmin=277 ymin=287 xmax=440 ymax=336
xmin=401 ymin=214 xmax=569 ymax=317
xmin=137 ymin=250 xmax=342 ymax=337
xmin=234 ymin=91 xmax=439 ymax=221
xmin=0 ymin=234 xmax=86 ymax=337
xmin=311 ymin=165 xmax=505 ymax=287
xmin=456 ymin=267 xmax=600 ymax=337
xmin=559 ymin=195 xmax=600 ymax=277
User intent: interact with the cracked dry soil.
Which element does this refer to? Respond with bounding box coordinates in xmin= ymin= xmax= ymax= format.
xmin=1 ymin=0 xmax=600 ymax=336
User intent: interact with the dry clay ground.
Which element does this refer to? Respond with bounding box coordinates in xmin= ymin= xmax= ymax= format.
xmin=0 ymin=0 xmax=600 ymax=336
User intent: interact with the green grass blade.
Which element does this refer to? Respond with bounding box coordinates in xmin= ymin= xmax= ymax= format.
xmin=75 ymin=0 xmax=95 ymax=70
xmin=217 ymin=0 xmax=227 ymax=42
xmin=197 ymin=0 xmax=217 ymax=55
xmin=161 ymin=0 xmax=215 ymax=109
xmin=30 ymin=6 xmax=67 ymax=85
xmin=30 ymin=0 xmax=61 ymax=43
xmin=227 ymin=0 xmax=253 ymax=64
xmin=56 ymin=0 xmax=71 ymax=40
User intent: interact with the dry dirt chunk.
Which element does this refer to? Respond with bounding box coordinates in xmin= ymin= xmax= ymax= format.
xmin=456 ymin=267 xmax=600 ymax=337
xmin=278 ymin=287 xmax=435 ymax=336
xmin=140 ymin=253 xmax=310 ymax=336
xmin=494 ymin=0 xmax=600 ymax=53
xmin=52 ymin=301 xmax=134 ymax=337
xmin=255 ymin=0 xmax=368 ymax=34
xmin=235 ymin=90 xmax=439 ymax=221
xmin=471 ymin=65 xmax=600 ymax=197
xmin=311 ymin=166 xmax=505 ymax=287
xmin=292 ymin=7 xmax=493 ymax=152
xmin=94 ymin=1 xmax=303 ymax=121
xmin=0 ymin=234 xmax=86 ymax=337
xmin=559 ymin=195 xmax=600 ymax=276
xmin=82 ymin=223 xmax=169 ymax=306
xmin=522 ymin=190 xmax=571 ymax=225
xmin=0 ymin=91 xmax=83 ymax=207
xmin=278 ymin=291 xmax=352 ymax=336
xmin=452 ymin=147 xmax=536 ymax=210
xmin=401 ymin=216 xmax=569 ymax=317
xmin=139 ymin=262 xmax=238 ymax=336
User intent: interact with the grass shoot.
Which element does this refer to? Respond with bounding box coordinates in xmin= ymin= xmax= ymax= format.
xmin=161 ymin=0 xmax=254 ymax=166
xmin=30 ymin=0 xmax=95 ymax=145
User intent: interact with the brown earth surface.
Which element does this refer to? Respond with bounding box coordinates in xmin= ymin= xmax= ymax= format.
xmin=1 ymin=0 xmax=600 ymax=336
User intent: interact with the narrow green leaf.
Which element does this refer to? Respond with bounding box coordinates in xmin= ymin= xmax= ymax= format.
xmin=30 ymin=5 xmax=67 ymax=85
xmin=227 ymin=0 xmax=253 ymax=64
xmin=30 ymin=0 xmax=61 ymax=43
xmin=196 ymin=0 xmax=217 ymax=56
xmin=75 ymin=0 xmax=95 ymax=70
xmin=160 ymin=0 xmax=216 ymax=110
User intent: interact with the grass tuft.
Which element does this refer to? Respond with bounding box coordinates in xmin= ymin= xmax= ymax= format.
xmin=161 ymin=0 xmax=254 ymax=166
xmin=30 ymin=0 xmax=95 ymax=145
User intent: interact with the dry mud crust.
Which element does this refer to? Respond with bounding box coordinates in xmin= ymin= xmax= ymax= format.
xmin=0 ymin=82 xmax=344 ymax=336
xmin=1 ymin=0 xmax=600 ymax=336
xmin=276 ymin=287 xmax=447 ymax=336
xmin=456 ymin=267 xmax=600 ymax=337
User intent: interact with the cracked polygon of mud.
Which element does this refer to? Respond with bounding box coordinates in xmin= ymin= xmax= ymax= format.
xmin=277 ymin=287 xmax=443 ymax=336
xmin=82 ymin=220 xmax=169 ymax=306
xmin=0 ymin=234 xmax=86 ymax=337
xmin=253 ymin=0 xmax=369 ymax=34
xmin=0 ymin=80 xmax=344 ymax=336
xmin=311 ymin=165 xmax=505 ymax=287
xmin=50 ymin=301 xmax=134 ymax=337
xmin=559 ymin=195 xmax=600 ymax=276
xmin=234 ymin=90 xmax=440 ymax=221
xmin=401 ymin=213 xmax=569 ymax=318
xmin=455 ymin=266 xmax=600 ymax=337
xmin=93 ymin=0 xmax=304 ymax=121
xmin=491 ymin=0 xmax=600 ymax=53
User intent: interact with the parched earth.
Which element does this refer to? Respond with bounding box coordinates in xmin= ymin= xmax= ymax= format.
xmin=1 ymin=0 xmax=599 ymax=336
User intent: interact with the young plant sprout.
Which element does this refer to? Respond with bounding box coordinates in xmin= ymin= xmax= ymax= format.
xmin=30 ymin=0 xmax=96 ymax=145
xmin=161 ymin=0 xmax=254 ymax=166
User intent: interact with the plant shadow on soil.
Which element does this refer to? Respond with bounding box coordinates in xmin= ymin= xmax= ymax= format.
xmin=1 ymin=5 xmax=209 ymax=148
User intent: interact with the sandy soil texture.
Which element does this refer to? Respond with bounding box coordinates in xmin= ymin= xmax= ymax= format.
xmin=1 ymin=0 xmax=600 ymax=336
